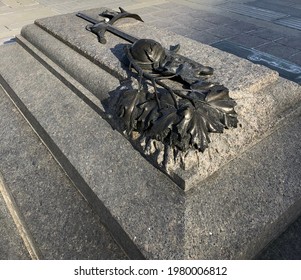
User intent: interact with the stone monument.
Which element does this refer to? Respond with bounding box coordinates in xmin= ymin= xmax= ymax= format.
xmin=0 ymin=7 xmax=300 ymax=259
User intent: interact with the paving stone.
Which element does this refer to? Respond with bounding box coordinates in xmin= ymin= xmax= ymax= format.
xmin=38 ymin=0 xmax=75 ymax=4
xmin=0 ymin=5 xmax=13 ymax=15
xmin=166 ymin=25 xmax=220 ymax=44
xmin=248 ymin=28 xmax=285 ymax=41
xmin=0 ymin=36 xmax=14 ymax=44
xmin=249 ymin=0 xmax=301 ymax=18
xmin=224 ymin=20 xmax=260 ymax=33
xmin=289 ymin=51 xmax=301 ymax=66
xmin=0 ymin=80 xmax=126 ymax=260
xmin=154 ymin=2 xmax=189 ymax=11
xmin=257 ymin=42 xmax=299 ymax=61
xmin=136 ymin=12 xmax=156 ymax=23
xmin=0 ymin=6 xmax=58 ymax=26
xmin=228 ymin=33 xmax=270 ymax=48
xmin=128 ymin=5 xmax=161 ymax=16
xmin=166 ymin=25 xmax=191 ymax=36
xmin=49 ymin=1 xmax=102 ymax=14
xmin=5 ymin=19 xmax=33 ymax=30
xmin=212 ymin=40 xmax=301 ymax=84
xmin=0 ymin=25 xmax=8 ymax=33
xmin=175 ymin=17 xmax=217 ymax=31
xmin=148 ymin=18 xmax=179 ymax=29
xmin=0 ymin=180 xmax=30 ymax=260
xmin=192 ymin=30 xmax=222 ymax=44
xmin=275 ymin=16 xmax=301 ymax=32
xmin=206 ymin=25 xmax=242 ymax=39
xmin=276 ymin=36 xmax=301 ymax=51
xmin=219 ymin=2 xmax=288 ymax=21
xmin=200 ymin=13 xmax=235 ymax=26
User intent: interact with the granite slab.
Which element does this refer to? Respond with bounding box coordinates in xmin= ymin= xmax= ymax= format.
xmin=1 ymin=35 xmax=301 ymax=259
xmin=0 ymin=181 xmax=30 ymax=260
xmin=0 ymin=83 xmax=126 ymax=260
xmin=17 ymin=9 xmax=301 ymax=191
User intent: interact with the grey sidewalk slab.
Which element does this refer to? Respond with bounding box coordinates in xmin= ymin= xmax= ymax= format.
xmin=0 ymin=83 xmax=126 ymax=260
xmin=257 ymin=42 xmax=299 ymax=61
xmin=212 ymin=40 xmax=301 ymax=84
xmin=218 ymin=2 xmax=288 ymax=21
xmin=249 ymin=0 xmax=301 ymax=18
xmin=275 ymin=17 xmax=301 ymax=32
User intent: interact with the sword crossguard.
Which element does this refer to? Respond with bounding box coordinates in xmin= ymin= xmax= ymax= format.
xmin=89 ymin=7 xmax=143 ymax=44
xmin=86 ymin=22 xmax=108 ymax=44
xmin=100 ymin=7 xmax=143 ymax=24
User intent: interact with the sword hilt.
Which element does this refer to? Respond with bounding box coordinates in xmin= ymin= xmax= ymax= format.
xmin=76 ymin=7 xmax=143 ymax=44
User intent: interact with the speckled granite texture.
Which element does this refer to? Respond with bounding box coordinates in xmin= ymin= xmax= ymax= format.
xmin=19 ymin=9 xmax=301 ymax=190
xmin=0 ymin=8 xmax=300 ymax=259
xmin=0 ymin=187 xmax=30 ymax=260
xmin=0 ymin=86 xmax=126 ymax=260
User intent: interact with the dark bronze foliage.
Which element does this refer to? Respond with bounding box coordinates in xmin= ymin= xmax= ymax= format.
xmin=78 ymin=8 xmax=238 ymax=166
xmin=115 ymin=39 xmax=238 ymax=157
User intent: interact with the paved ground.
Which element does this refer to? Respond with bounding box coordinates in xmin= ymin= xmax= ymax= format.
xmin=1 ymin=0 xmax=301 ymax=83
xmin=0 ymin=0 xmax=301 ymax=259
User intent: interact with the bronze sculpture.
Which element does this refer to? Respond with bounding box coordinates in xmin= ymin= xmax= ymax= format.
xmin=77 ymin=8 xmax=238 ymax=167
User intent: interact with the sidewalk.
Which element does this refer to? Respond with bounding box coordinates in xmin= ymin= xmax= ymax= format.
xmin=1 ymin=0 xmax=300 ymax=83
xmin=1 ymin=0 xmax=301 ymax=259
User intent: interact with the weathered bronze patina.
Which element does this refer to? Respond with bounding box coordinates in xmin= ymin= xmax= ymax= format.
xmin=77 ymin=8 xmax=238 ymax=166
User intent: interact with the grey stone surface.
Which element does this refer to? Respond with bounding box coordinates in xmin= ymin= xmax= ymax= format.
xmin=228 ymin=33 xmax=269 ymax=48
xmin=249 ymin=0 xmax=301 ymax=18
xmin=185 ymin=109 xmax=301 ymax=259
xmin=276 ymin=36 xmax=301 ymax=51
xmin=0 ymin=82 xmax=126 ymax=260
xmin=257 ymin=42 xmax=299 ymax=61
xmin=33 ymin=9 xmax=277 ymax=91
xmin=0 ymin=42 xmax=185 ymax=259
xmin=212 ymin=40 xmax=301 ymax=85
xmin=174 ymin=77 xmax=301 ymax=189
xmin=28 ymin=9 xmax=301 ymax=191
xmin=248 ymin=28 xmax=285 ymax=41
xmin=0 ymin=0 xmax=301 ymax=261
xmin=257 ymin=214 xmax=301 ymax=260
xmin=26 ymin=10 xmax=300 ymax=192
xmin=1 ymin=24 xmax=301 ymax=259
xmin=19 ymin=24 xmax=120 ymax=101
xmin=290 ymin=52 xmax=301 ymax=66
xmin=0 ymin=181 xmax=30 ymax=260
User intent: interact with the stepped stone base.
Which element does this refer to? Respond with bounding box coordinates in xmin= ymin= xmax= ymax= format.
xmin=0 ymin=174 xmax=30 ymax=260
xmin=0 ymin=86 xmax=126 ymax=260
xmin=0 ymin=8 xmax=301 ymax=259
